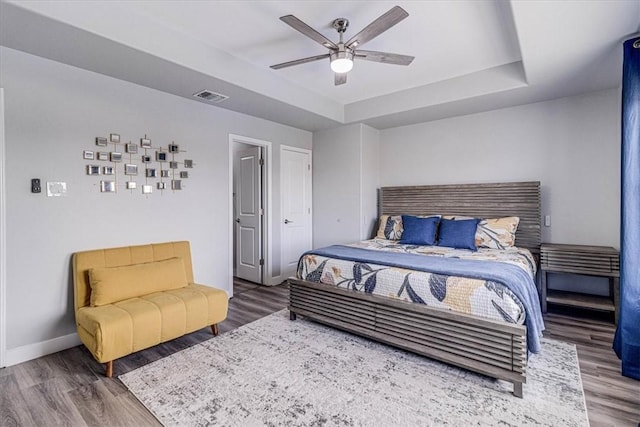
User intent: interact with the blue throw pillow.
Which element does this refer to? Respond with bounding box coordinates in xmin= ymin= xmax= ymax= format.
xmin=399 ymin=215 xmax=440 ymax=246
xmin=438 ymin=218 xmax=481 ymax=251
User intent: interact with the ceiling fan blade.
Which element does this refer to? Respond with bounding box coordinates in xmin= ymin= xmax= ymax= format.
xmin=270 ymin=53 xmax=330 ymax=70
xmin=345 ymin=6 xmax=409 ymax=49
xmin=334 ymin=72 xmax=347 ymax=86
xmin=355 ymin=50 xmax=414 ymax=66
xmin=280 ymin=15 xmax=338 ymax=50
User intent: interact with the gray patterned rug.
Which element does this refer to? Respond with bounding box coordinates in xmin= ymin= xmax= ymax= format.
xmin=120 ymin=310 xmax=589 ymax=426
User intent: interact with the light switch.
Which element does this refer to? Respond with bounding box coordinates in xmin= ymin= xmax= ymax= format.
xmin=544 ymin=215 xmax=551 ymax=227
xmin=31 ymin=178 xmax=41 ymax=193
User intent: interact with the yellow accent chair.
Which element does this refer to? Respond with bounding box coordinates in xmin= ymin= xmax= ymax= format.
xmin=72 ymin=241 xmax=228 ymax=377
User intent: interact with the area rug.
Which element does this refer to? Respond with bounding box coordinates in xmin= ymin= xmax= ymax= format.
xmin=120 ymin=311 xmax=589 ymax=426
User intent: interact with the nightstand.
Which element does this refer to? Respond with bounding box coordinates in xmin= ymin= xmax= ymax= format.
xmin=540 ymin=243 xmax=620 ymax=323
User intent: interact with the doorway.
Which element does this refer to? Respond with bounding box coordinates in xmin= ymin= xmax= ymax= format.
xmin=229 ymin=134 xmax=271 ymax=296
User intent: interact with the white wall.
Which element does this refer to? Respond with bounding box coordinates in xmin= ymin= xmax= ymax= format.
xmin=0 ymin=88 xmax=6 ymax=368
xmin=360 ymin=124 xmax=380 ymax=239
xmin=312 ymin=124 xmax=362 ymax=248
xmin=312 ymin=123 xmax=381 ymax=247
xmin=0 ymin=47 xmax=311 ymax=355
xmin=378 ymin=89 xmax=621 ymax=248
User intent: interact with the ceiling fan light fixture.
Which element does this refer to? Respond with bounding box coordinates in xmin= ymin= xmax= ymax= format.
xmin=330 ymin=50 xmax=354 ymax=73
xmin=272 ymin=7 xmax=413 ymax=85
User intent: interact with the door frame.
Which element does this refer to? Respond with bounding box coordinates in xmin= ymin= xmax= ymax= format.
xmin=280 ymin=144 xmax=313 ymax=279
xmin=0 ymin=89 xmax=7 ymax=368
xmin=228 ymin=134 xmax=272 ymax=294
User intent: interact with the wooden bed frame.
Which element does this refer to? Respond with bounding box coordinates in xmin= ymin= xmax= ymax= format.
xmin=289 ymin=181 xmax=541 ymax=398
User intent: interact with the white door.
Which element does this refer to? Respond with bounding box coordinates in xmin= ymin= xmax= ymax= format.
xmin=281 ymin=146 xmax=312 ymax=278
xmin=235 ymin=146 xmax=263 ymax=283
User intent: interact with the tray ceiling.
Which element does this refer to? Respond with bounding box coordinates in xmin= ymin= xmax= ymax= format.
xmin=1 ymin=0 xmax=638 ymax=131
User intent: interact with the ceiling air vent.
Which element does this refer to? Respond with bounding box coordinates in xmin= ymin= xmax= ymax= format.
xmin=193 ymin=89 xmax=229 ymax=103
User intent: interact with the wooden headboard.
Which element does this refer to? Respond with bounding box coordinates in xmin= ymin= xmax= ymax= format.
xmin=378 ymin=181 xmax=541 ymax=255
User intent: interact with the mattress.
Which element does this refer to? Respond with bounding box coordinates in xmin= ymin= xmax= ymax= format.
xmin=297 ymin=239 xmax=538 ymax=326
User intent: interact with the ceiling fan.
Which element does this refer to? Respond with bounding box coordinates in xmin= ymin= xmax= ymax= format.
xmin=270 ymin=5 xmax=414 ymax=86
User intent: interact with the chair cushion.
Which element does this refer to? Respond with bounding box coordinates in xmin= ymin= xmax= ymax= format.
xmin=89 ymin=257 xmax=188 ymax=306
xmin=76 ymin=283 xmax=228 ymax=362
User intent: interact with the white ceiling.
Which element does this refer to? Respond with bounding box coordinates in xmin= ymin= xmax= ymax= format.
xmin=1 ymin=0 xmax=638 ymax=131
xmin=120 ymin=1 xmax=522 ymax=104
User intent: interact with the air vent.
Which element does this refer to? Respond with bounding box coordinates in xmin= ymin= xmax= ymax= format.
xmin=193 ymin=89 xmax=229 ymax=103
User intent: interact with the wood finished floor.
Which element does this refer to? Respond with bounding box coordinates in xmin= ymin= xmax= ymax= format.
xmin=1 ymin=280 xmax=638 ymax=426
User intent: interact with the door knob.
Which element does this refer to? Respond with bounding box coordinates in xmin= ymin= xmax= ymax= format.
xmin=284 ymin=219 xmax=293 ymax=224
xmin=235 ymin=218 xmax=240 ymax=223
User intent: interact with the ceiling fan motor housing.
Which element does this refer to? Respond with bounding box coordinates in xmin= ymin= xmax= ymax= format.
xmin=332 ymin=18 xmax=349 ymax=33
xmin=330 ymin=47 xmax=354 ymax=64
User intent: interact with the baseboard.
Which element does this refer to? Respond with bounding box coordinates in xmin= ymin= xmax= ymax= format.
xmin=4 ymin=332 xmax=81 ymax=367
xmin=264 ymin=276 xmax=278 ymax=286
xmin=266 ymin=275 xmax=289 ymax=286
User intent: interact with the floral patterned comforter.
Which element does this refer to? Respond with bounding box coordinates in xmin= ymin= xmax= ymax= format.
xmin=296 ymin=239 xmax=538 ymax=325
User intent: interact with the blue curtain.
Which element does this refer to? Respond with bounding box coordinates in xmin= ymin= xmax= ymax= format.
xmin=614 ymin=36 xmax=640 ymax=380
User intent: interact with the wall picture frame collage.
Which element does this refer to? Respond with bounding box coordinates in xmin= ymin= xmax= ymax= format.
xmin=84 ymin=133 xmax=193 ymax=194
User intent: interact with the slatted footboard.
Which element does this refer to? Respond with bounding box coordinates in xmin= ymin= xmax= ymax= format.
xmin=289 ymin=278 xmax=527 ymax=398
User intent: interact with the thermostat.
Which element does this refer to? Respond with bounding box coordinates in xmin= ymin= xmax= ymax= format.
xmin=47 ymin=181 xmax=68 ymax=197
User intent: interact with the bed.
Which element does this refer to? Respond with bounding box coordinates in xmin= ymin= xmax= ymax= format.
xmin=288 ymin=181 xmax=542 ymax=398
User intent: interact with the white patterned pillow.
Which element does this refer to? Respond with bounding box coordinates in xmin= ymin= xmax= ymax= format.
xmin=376 ymin=215 xmax=403 ymax=240
xmin=476 ymin=217 xmax=520 ymax=249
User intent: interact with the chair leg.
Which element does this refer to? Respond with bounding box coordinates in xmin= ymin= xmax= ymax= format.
xmin=290 ymin=311 xmax=297 ymax=321
xmin=211 ymin=324 xmax=219 ymax=336
xmin=105 ymin=360 xmax=113 ymax=378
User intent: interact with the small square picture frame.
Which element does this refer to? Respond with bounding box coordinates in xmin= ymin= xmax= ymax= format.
xmin=100 ymin=180 xmax=116 ymax=192
xmin=161 ymin=170 xmax=170 ymax=178
xmin=171 ymin=180 xmax=182 ymax=190
xmin=146 ymin=168 xmax=157 ymax=178
xmin=110 ymin=133 xmax=120 ymax=143
xmin=103 ymin=166 xmax=114 ymax=175
xmin=124 ymin=164 xmax=138 ymax=175
xmin=142 ymin=184 xmax=153 ymax=194
xmin=156 ymin=151 xmax=168 ymax=162
xmin=140 ymin=138 xmax=152 ymax=148
xmin=184 ymin=159 xmax=194 ymax=168
xmin=157 ymin=182 xmax=167 ymax=190
xmin=126 ymin=181 xmax=137 ymax=190
xmin=96 ymin=137 xmax=108 ymax=147
xmin=126 ymin=143 xmax=138 ymax=154
xmin=97 ymin=152 xmax=109 ymax=161
xmin=169 ymin=161 xmax=178 ymax=169
xmin=168 ymin=144 xmax=180 ymax=153
xmin=179 ymin=171 xmax=189 ymax=179
xmin=83 ymin=150 xmax=95 ymax=160
xmin=86 ymin=165 xmax=101 ymax=175
xmin=110 ymin=152 xmax=123 ymax=162
xmin=141 ymin=155 xmax=152 ymax=163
